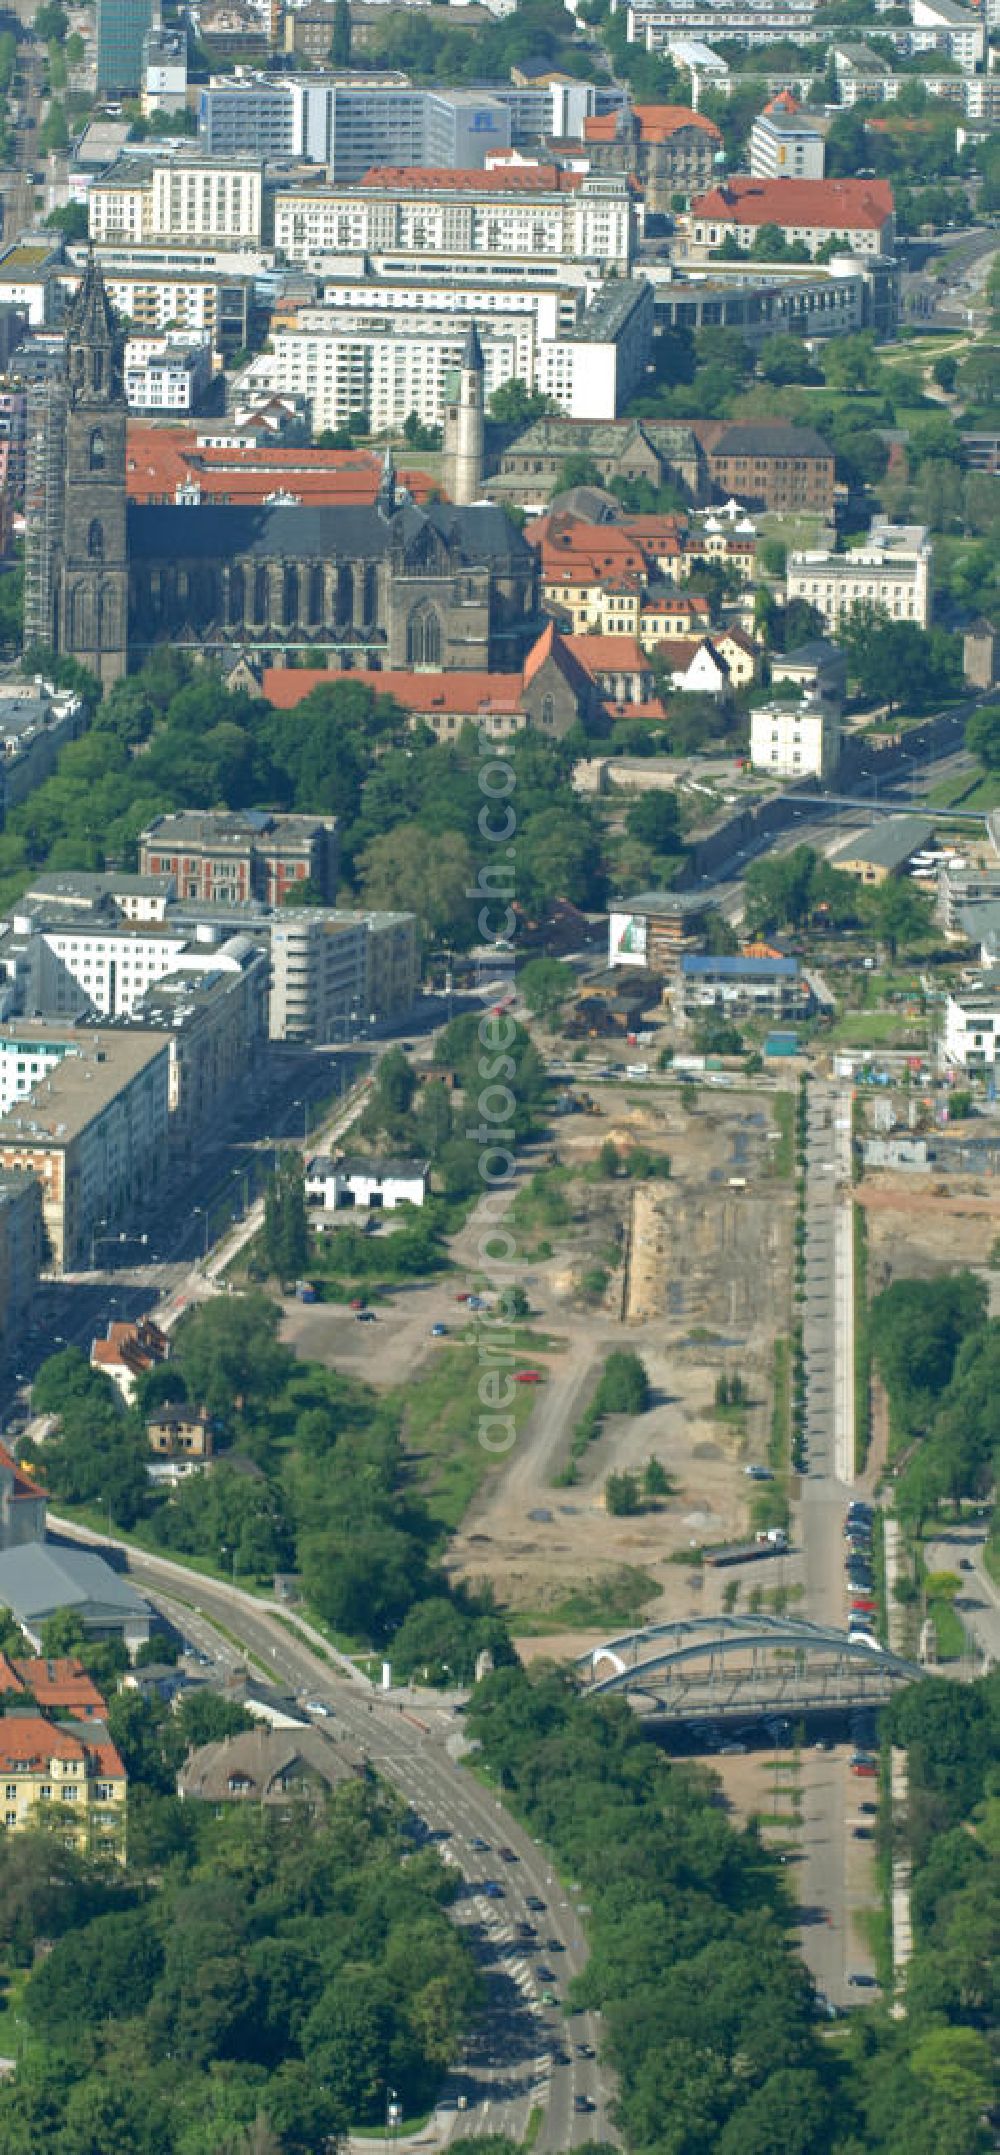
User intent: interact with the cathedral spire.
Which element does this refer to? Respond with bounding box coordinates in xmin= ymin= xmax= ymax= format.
xmin=66 ymin=257 xmax=122 ymax=406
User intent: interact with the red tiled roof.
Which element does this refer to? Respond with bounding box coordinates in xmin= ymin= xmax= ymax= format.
xmin=0 ymin=1657 xmax=107 ymax=1720
xmin=643 ymin=592 xmax=710 ymax=617
xmin=262 ymin=668 xmax=522 ymax=716
xmin=125 ymin=424 xmax=435 ymax=506
xmin=564 ymin=634 xmax=652 ymax=676
xmin=0 ymin=1438 xmax=44 ymax=1504
xmin=649 ymin=636 xmax=718 ymax=670
xmin=358 ymin=164 xmax=584 ymax=193
xmin=0 ymin=1715 xmax=86 ymax=1768
xmin=584 ymin=103 xmax=720 ymax=144
xmin=264 ymin=621 xmax=592 ymax=715
xmin=690 ymin=175 xmax=894 ymax=229
xmin=764 ymin=89 xmax=800 ymax=113
xmin=607 ymin=698 xmax=671 ymax=722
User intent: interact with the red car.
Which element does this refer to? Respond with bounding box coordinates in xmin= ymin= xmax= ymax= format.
xmin=514 ymin=1369 xmax=543 ymax=1384
xmin=850 ymin=1597 xmax=877 ymax=1614
xmin=851 ymin=1761 xmax=878 ymax=1778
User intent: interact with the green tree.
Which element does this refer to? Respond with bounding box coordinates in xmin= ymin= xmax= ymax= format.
xmin=643 ymin=1456 xmax=669 ymax=1499
xmin=34 ymin=1 xmax=67 ymax=37
xmin=329 ymin=0 xmax=351 ymax=62
xmin=965 ymin=704 xmax=1000 ymax=772
xmin=38 ymin=97 xmax=69 ymax=152
xmin=488 ymin=379 xmax=554 ymax=426
xmin=44 ymin=201 xmax=89 ymax=241
xmin=556 ymin=454 xmax=604 ymax=493
xmin=518 ymin=956 xmax=575 ymax=1021
xmin=262 ymin=1151 xmax=309 ymax=1282
xmin=625 ymin=790 xmax=681 ymax=853
xmin=863 ymin=875 xmax=933 ymax=957
xmin=605 ymin=1470 xmax=640 ymax=1516
xmin=594 ymin=1349 xmax=650 ymax=1415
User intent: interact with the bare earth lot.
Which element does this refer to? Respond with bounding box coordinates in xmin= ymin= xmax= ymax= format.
xmin=281 ymin=1081 xmax=795 ymax=1642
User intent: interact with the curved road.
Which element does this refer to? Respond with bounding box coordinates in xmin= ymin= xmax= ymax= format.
xmin=55 ymin=1525 xmax=618 ymax=2152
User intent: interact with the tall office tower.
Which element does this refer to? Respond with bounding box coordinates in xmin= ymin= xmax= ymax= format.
xmin=97 ymin=0 xmax=155 ymax=94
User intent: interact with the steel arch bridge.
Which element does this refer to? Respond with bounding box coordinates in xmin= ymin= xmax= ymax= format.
xmin=575 ymin=1615 xmax=926 ymax=1723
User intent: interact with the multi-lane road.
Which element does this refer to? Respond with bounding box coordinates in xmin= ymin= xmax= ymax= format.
xmin=55 ymin=1530 xmax=617 ymax=2151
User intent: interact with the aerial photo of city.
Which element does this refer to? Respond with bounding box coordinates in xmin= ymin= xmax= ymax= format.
xmin=0 ymin=0 xmax=992 ymax=2140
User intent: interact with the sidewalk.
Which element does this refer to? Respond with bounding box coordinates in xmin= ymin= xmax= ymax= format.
xmin=158 ymin=1068 xmax=377 ymax=1330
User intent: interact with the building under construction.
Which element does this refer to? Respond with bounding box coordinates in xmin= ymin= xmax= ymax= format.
xmin=23 ymin=377 xmax=65 ymax=656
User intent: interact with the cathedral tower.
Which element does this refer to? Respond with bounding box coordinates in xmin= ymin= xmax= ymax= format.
xmin=57 ymin=259 xmax=129 ymax=690
xmin=443 ymin=321 xmax=485 ymax=508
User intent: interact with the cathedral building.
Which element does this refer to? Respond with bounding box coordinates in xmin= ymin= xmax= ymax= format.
xmin=36 ymin=263 xmax=537 ymax=690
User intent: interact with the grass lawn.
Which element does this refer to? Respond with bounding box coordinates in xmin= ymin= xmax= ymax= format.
xmin=935 ymin=772 xmax=1000 ymax=812
xmin=399 ymin=1342 xmax=542 ymax=1533
xmin=825 ymin=1011 xmax=928 ymax=1049
xmin=929 ymin=1599 xmax=967 ymax=1661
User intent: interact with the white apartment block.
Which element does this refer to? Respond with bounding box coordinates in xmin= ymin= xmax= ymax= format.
xmin=0 ymin=1033 xmax=73 ymax=1115
xmin=100 ymin=270 xmax=251 ymax=346
xmin=749 ymin=698 xmax=841 ymax=781
xmin=628 ymin=0 xmax=982 ymax=65
xmin=910 ymin=0 xmax=985 ymax=69
xmin=270 ymin=912 xmax=367 ymax=1045
xmin=944 ymin=990 xmax=1000 ymax=1070
xmin=0 ymin=911 xmax=263 ymax=1030
xmin=262 ymin=277 xmax=651 ymax=428
xmin=786 ymin=522 xmax=933 ymax=631
xmin=269 ymin=907 xmax=417 ymax=1042
xmin=272 ymin=172 xmax=635 ymax=274
xmin=749 ymin=111 xmax=825 ymax=180
xmin=0 ymin=1029 xmax=170 ymax=1273
xmin=124 ymin=334 xmax=214 ymax=413
xmin=88 ymin=157 xmax=265 ymax=250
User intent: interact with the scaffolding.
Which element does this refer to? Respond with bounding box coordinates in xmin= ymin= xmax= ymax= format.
xmin=23 ymin=378 xmax=65 ymax=657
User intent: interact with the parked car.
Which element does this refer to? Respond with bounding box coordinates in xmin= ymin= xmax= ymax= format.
xmin=470 ymin=1836 xmax=490 ymax=1852
xmin=851 ymin=1761 xmax=878 ymax=1779
xmin=355 ymin=1309 xmax=377 ymax=1323
xmin=431 ymin=1323 xmax=448 ymax=1337
xmin=498 ymin=1845 xmax=517 ymax=1862
xmin=483 ymin=1880 xmax=503 ymax=1898
xmin=525 ymin=1895 xmax=545 ymax=1912
xmin=514 ymin=1369 xmax=543 ymax=1384
xmin=847 ymin=1971 xmax=879 ymax=1988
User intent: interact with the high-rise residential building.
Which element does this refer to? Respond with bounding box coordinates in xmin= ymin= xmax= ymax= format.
xmin=749 ymin=103 xmax=825 ymax=180
xmin=96 ymin=0 xmax=155 ymax=94
xmin=0 ymin=1024 xmax=170 ymax=1272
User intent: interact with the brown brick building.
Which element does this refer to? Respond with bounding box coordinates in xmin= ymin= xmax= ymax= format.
xmin=139 ymin=809 xmax=339 ymax=906
xmin=698 ymin=422 xmax=836 ymax=517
